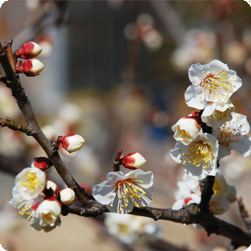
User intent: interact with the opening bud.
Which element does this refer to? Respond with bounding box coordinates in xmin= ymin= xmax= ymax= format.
xmin=40 ymin=180 xmax=59 ymax=198
xmin=59 ymin=188 xmax=76 ymax=205
xmin=15 ymin=42 xmax=42 ymax=59
xmin=16 ymin=59 xmax=45 ymax=76
xmin=59 ymin=134 xmax=85 ymax=153
xmin=121 ymin=152 xmax=146 ymax=170
xmin=31 ymin=157 xmax=53 ymax=171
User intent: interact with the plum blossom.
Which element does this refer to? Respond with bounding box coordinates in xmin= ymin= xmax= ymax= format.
xmin=9 ymin=186 xmax=41 ymax=223
xmin=12 ymin=167 xmax=47 ymax=200
xmin=171 ymin=113 xmax=201 ymax=145
xmin=209 ymin=172 xmax=236 ymax=215
xmin=31 ymin=198 xmax=61 ymax=232
xmin=170 ymin=133 xmax=219 ymax=179
xmin=213 ymin=112 xmax=251 ymax=159
xmin=201 ymin=100 xmax=235 ymax=129
xmin=92 ymin=169 xmax=153 ymax=214
xmin=185 ymin=60 xmax=242 ymax=109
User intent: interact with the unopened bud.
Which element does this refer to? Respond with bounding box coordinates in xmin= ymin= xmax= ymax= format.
xmin=15 ymin=42 xmax=42 ymax=59
xmin=60 ymin=188 xmax=76 ymax=205
xmin=16 ymin=59 xmax=44 ymax=76
xmin=40 ymin=180 xmax=59 ymax=198
xmin=59 ymin=134 xmax=85 ymax=153
xmin=31 ymin=157 xmax=52 ymax=171
xmin=122 ymin=152 xmax=146 ymax=169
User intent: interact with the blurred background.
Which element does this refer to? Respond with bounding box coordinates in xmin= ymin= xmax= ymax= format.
xmin=0 ymin=0 xmax=251 ymax=250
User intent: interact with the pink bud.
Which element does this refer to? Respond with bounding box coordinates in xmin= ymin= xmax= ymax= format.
xmin=15 ymin=42 xmax=42 ymax=59
xmin=59 ymin=188 xmax=76 ymax=205
xmin=59 ymin=134 xmax=85 ymax=153
xmin=31 ymin=157 xmax=52 ymax=171
xmin=16 ymin=59 xmax=44 ymax=76
xmin=121 ymin=152 xmax=146 ymax=170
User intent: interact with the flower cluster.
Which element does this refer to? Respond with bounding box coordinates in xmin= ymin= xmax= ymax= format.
xmin=9 ymin=157 xmax=76 ymax=232
xmin=171 ymin=59 xmax=251 ymax=215
xmin=93 ymin=152 xmax=153 ymax=214
xmin=172 ymin=171 xmax=236 ymax=215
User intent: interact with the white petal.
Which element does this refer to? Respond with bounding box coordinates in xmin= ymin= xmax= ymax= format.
xmin=92 ymin=180 xmax=116 ymax=205
xmin=184 ymin=85 xmax=205 ymax=109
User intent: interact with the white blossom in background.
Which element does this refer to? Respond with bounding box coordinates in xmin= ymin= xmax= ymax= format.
xmin=170 ymin=133 xmax=219 ymax=179
xmin=93 ymin=169 xmax=153 ymax=214
xmin=31 ymin=198 xmax=61 ymax=232
xmin=201 ymin=100 xmax=235 ymax=129
xmin=185 ymin=60 xmax=242 ymax=109
xmin=213 ymin=112 xmax=251 ymax=159
xmin=172 ymin=173 xmax=201 ymax=210
xmin=171 ymin=115 xmax=201 ymax=145
xmin=104 ymin=213 xmax=162 ymax=247
xmin=171 ymin=29 xmax=216 ymax=71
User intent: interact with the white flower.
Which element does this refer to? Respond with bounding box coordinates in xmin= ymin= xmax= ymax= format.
xmin=9 ymin=186 xmax=40 ymax=223
xmin=59 ymin=188 xmax=76 ymax=205
xmin=104 ymin=213 xmax=162 ymax=246
xmin=171 ymin=115 xmax=201 ymax=145
xmin=213 ymin=172 xmax=236 ymax=203
xmin=185 ymin=60 xmax=242 ymax=109
xmin=209 ymin=171 xmax=236 ymax=215
xmin=213 ymin=112 xmax=251 ymax=159
xmin=60 ymin=134 xmax=85 ymax=153
xmin=122 ymin=152 xmax=146 ymax=169
xmin=92 ymin=169 xmax=153 ymax=214
xmin=209 ymin=194 xmax=230 ymax=215
xmin=13 ymin=167 xmax=47 ymax=200
xmin=201 ymin=100 xmax=235 ymax=128
xmin=170 ymin=133 xmax=219 ymax=179
xmin=31 ymin=198 xmax=61 ymax=232
xmin=172 ymin=173 xmax=201 ymax=210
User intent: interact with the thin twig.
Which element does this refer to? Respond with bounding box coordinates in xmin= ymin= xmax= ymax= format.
xmin=0 ymin=117 xmax=29 ymax=134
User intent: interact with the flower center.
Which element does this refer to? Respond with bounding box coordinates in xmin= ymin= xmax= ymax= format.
xmin=200 ymin=71 xmax=233 ymax=102
xmin=183 ymin=141 xmax=212 ymax=169
xmin=179 ymin=129 xmax=192 ymax=139
xmin=212 ymin=110 xmax=228 ymax=122
xmin=21 ymin=173 xmax=40 ymax=192
xmin=113 ymin=178 xmax=147 ymax=213
xmin=41 ymin=212 xmax=54 ymax=224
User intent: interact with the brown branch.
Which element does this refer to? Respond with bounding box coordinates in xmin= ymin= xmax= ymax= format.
xmin=0 ymin=41 xmax=89 ymax=206
xmin=67 ymin=201 xmax=251 ymax=248
xmin=238 ymin=197 xmax=251 ymax=232
xmin=199 ymin=176 xmax=215 ymax=212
